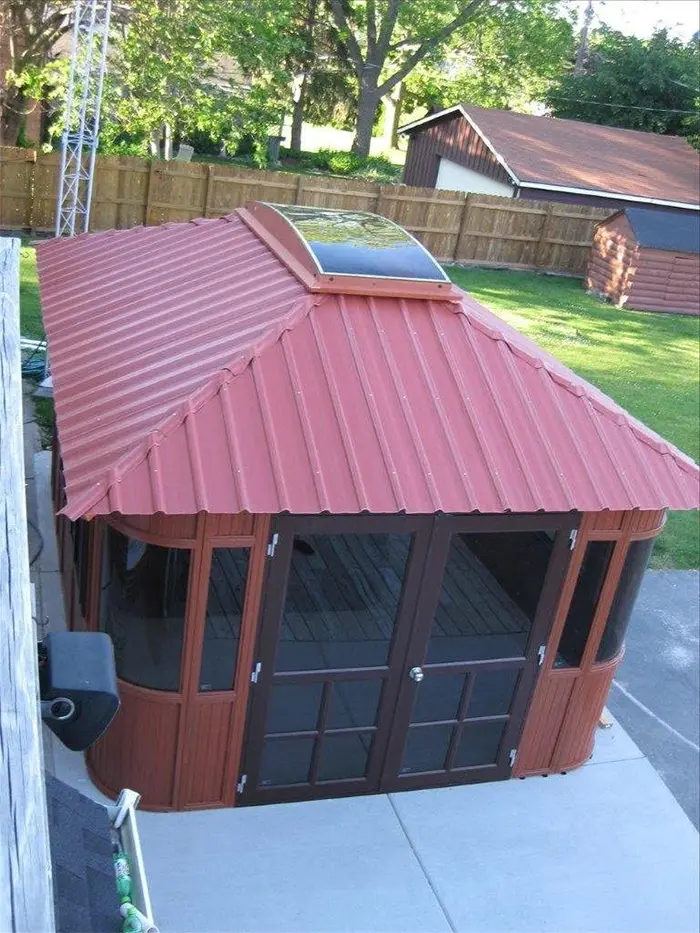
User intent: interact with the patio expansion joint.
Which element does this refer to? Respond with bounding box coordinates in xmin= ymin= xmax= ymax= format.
xmin=386 ymin=793 xmax=458 ymax=933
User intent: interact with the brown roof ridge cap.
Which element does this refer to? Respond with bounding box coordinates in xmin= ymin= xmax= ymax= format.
xmin=453 ymin=295 xmax=699 ymax=478
xmin=63 ymin=292 xmax=323 ymax=519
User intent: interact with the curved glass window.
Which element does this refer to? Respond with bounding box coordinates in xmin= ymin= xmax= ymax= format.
xmin=99 ymin=526 xmax=191 ymax=691
xmin=596 ymin=539 xmax=654 ymax=663
xmin=555 ymin=541 xmax=614 ymax=668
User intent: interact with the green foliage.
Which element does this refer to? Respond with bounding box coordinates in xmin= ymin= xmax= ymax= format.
xmin=447 ymin=266 xmax=700 ymax=569
xmin=288 ymin=147 xmax=400 ymax=181
xmin=546 ymin=28 xmax=700 ymax=141
xmin=97 ymin=0 xmax=297 ymax=164
xmin=403 ymin=1 xmax=575 ymax=114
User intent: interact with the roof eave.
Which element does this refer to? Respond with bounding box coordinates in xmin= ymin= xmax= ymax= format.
xmin=517 ymin=181 xmax=700 ymax=211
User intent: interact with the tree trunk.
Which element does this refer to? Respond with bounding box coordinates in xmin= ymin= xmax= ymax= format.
xmin=149 ymin=128 xmax=160 ymax=158
xmin=0 ymin=90 xmax=27 ymax=147
xmin=382 ymin=81 xmax=403 ymax=150
xmin=290 ymin=72 xmax=307 ymax=152
xmin=352 ymin=86 xmax=379 ymax=157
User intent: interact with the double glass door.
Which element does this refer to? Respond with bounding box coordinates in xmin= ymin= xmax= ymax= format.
xmin=241 ymin=515 xmax=573 ymax=805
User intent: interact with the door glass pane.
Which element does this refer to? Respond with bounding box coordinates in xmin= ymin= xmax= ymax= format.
xmin=327 ymin=681 xmax=382 ymax=729
xmin=318 ymin=732 xmax=373 ymax=782
xmin=428 ymin=531 xmax=555 ymax=664
xmin=260 ymin=736 xmax=314 ymax=786
xmin=454 ymin=721 xmax=506 ymax=768
xmin=200 ymin=548 xmax=250 ymax=691
xmin=411 ymin=674 xmax=465 ymax=723
xmin=266 ymin=683 xmax=323 ymax=733
xmin=275 ymin=533 xmax=413 ymax=672
xmin=100 ymin=526 xmax=190 ymax=691
xmin=467 ymin=670 xmax=520 ymax=718
xmin=597 ymin=539 xmax=654 ymax=663
xmin=401 ymin=724 xmax=453 ymax=774
xmin=556 ymin=541 xmax=614 ymax=668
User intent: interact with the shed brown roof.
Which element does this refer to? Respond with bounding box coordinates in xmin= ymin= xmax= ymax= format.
xmin=37 ymin=210 xmax=699 ymax=520
xmin=406 ymin=105 xmax=700 ymax=207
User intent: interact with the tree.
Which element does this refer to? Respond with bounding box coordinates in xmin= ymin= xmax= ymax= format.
xmin=0 ymin=1 xmax=73 ymax=145
xmin=99 ymin=0 xmax=297 ymax=162
xmin=326 ymin=0 xmax=573 ymax=156
xmin=546 ymin=28 xmax=700 ymax=143
xmin=402 ymin=1 xmax=573 ymax=118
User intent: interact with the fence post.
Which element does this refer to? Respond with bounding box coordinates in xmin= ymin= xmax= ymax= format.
xmin=295 ymin=174 xmax=305 ymax=205
xmin=376 ymin=184 xmax=390 ymax=219
xmin=26 ymin=148 xmax=38 ymax=234
xmin=454 ymin=193 xmax=474 ymax=262
xmin=535 ymin=202 xmax=556 ymax=268
xmin=144 ymin=159 xmax=158 ymax=226
xmin=203 ymin=163 xmax=215 ymax=218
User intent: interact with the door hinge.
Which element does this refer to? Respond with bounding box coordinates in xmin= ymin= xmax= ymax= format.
xmin=569 ymin=529 xmax=578 ymax=551
xmin=236 ymin=774 xmax=247 ymax=794
xmin=537 ymin=644 xmax=546 ymax=666
xmin=509 ymin=748 xmax=517 ymax=768
xmin=250 ymin=661 xmax=262 ymax=684
xmin=266 ymin=533 xmax=279 ymax=557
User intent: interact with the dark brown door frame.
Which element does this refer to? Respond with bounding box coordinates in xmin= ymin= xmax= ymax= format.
xmin=240 ymin=512 xmax=578 ymax=805
xmin=380 ymin=513 xmax=577 ymax=792
xmin=241 ymin=514 xmax=435 ymax=805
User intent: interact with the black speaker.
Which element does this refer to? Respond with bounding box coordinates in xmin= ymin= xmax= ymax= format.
xmin=39 ymin=632 xmax=120 ymax=751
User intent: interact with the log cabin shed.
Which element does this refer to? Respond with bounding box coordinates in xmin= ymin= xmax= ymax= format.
xmin=586 ymin=208 xmax=700 ymax=316
xmin=37 ymin=202 xmax=699 ymax=811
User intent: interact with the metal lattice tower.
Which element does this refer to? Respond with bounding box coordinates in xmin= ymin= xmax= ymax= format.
xmin=55 ymin=0 xmax=112 ymax=237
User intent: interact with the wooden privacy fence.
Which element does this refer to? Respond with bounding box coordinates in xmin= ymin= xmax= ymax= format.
xmin=0 ymin=146 xmax=610 ymax=275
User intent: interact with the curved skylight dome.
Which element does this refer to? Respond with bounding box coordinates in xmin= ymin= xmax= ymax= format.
xmin=269 ymin=204 xmax=450 ymax=282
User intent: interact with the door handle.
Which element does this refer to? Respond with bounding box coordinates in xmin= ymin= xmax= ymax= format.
xmin=409 ymin=666 xmax=424 ymax=683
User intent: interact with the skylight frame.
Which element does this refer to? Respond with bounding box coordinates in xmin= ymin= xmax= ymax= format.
xmin=264 ymin=202 xmax=451 ymax=284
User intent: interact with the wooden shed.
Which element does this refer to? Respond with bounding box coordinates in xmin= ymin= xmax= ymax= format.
xmin=587 ymin=208 xmax=700 ymax=315
xmin=37 ymin=203 xmax=699 ymax=811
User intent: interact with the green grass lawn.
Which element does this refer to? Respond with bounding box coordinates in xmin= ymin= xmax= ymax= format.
xmin=17 ymin=245 xmax=699 ymax=567
xmin=448 ymin=266 xmax=699 ymax=569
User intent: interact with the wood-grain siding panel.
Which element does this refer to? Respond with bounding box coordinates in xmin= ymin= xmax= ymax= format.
xmin=403 ymin=112 xmax=512 ymax=189
xmin=88 ymin=684 xmax=181 ymax=809
xmin=552 ymin=663 xmax=616 ymax=770
xmin=179 ymin=699 xmax=236 ymax=807
xmin=514 ymin=673 xmax=576 ymax=775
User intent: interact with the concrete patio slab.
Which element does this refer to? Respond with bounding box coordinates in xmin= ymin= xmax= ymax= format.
xmin=390 ymin=757 xmax=699 ymax=933
xmin=139 ymin=795 xmax=453 ymax=933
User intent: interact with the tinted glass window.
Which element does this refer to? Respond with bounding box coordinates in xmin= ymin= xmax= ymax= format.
xmin=597 ymin=539 xmax=654 ymax=662
xmin=426 ymin=531 xmax=555 ymax=664
xmin=199 ymin=548 xmax=250 ymax=691
xmin=272 ymin=204 xmax=449 ymax=281
xmin=555 ymin=541 xmax=614 ymax=668
xmin=99 ymin=526 xmax=190 ymax=691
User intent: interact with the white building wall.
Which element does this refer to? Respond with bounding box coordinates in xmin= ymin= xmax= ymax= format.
xmin=435 ymin=157 xmax=514 ymax=197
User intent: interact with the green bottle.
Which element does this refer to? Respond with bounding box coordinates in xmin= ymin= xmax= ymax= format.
xmin=113 ymin=844 xmax=133 ymax=903
xmin=122 ymin=906 xmax=143 ymax=933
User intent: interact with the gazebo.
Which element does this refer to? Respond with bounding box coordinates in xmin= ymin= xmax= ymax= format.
xmin=38 ymin=202 xmax=699 ymax=811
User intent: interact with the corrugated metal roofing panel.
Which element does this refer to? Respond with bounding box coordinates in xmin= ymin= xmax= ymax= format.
xmin=37 ymin=211 xmax=699 ymax=520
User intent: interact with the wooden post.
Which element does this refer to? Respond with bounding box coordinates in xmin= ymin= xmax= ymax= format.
xmin=295 ymin=174 xmax=305 ymax=205
xmin=0 ymin=238 xmax=55 ymax=933
xmin=454 ymin=193 xmax=474 ymax=261
xmin=144 ymin=159 xmax=158 ymax=226
xmin=203 ymin=163 xmax=215 ymax=218
xmin=535 ymin=202 xmax=556 ymax=268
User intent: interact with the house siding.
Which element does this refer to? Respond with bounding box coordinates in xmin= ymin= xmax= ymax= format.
xmin=403 ymin=112 xmax=513 ymax=190
xmin=518 ymin=187 xmax=695 ymax=215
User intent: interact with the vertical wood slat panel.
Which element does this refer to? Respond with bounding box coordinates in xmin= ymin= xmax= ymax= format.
xmin=0 ymin=144 xmax=609 ymax=275
xmin=87 ymin=685 xmax=182 ymax=809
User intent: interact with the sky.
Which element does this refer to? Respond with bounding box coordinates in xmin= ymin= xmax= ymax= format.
xmin=568 ymin=0 xmax=699 ymax=41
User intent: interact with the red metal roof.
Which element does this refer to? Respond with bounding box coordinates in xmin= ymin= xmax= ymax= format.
xmin=37 ymin=210 xmax=699 ymax=519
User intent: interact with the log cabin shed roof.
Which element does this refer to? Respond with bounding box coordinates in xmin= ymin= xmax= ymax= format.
xmin=37 ymin=203 xmax=699 ymax=519
xmin=604 ymin=208 xmax=700 ymax=254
